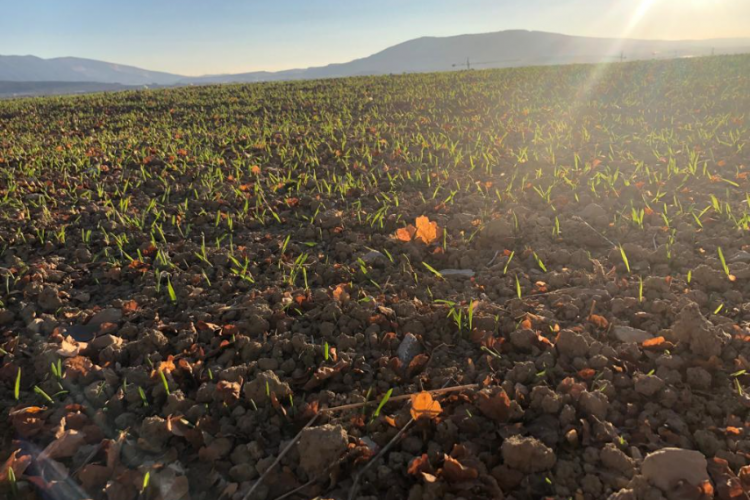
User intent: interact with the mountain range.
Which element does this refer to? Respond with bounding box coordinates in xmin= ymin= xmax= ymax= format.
xmin=2 ymin=30 xmax=750 ymax=96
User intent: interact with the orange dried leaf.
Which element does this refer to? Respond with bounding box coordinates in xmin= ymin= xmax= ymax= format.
xmin=396 ymin=225 xmax=416 ymax=242
xmin=520 ymin=318 xmax=532 ymax=330
xmin=415 ymin=216 xmax=440 ymax=245
xmin=122 ymin=300 xmax=138 ymax=314
xmin=588 ymin=314 xmax=609 ymax=329
xmin=407 ymin=454 xmax=434 ymax=476
xmin=410 ymin=392 xmax=442 ymax=421
xmin=578 ymin=368 xmax=596 ymax=380
xmin=642 ymin=336 xmax=665 ymax=348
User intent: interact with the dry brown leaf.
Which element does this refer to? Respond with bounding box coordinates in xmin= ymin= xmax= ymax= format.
xmin=215 ymin=380 xmax=242 ymax=404
xmin=39 ymin=429 xmax=86 ymax=461
xmin=121 ymin=300 xmax=138 ymax=314
xmin=415 ymin=216 xmax=440 ymax=245
xmin=410 ymin=392 xmax=442 ymax=421
xmin=476 ymin=388 xmax=511 ymax=422
xmin=407 ymin=353 xmax=429 ymax=377
xmin=78 ymin=464 xmax=111 ymax=491
xmin=442 ymin=454 xmax=479 ymax=482
xmin=58 ymin=336 xmax=86 ymax=358
xmin=588 ymin=314 xmax=609 ymax=329
xmin=332 ymin=284 xmax=350 ymax=303
xmin=407 ymin=454 xmax=434 ymax=476
xmin=0 ymin=449 xmax=32 ymax=483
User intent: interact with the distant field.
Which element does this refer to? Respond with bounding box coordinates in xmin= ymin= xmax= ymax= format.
xmin=1 ymin=55 xmax=750 ymax=500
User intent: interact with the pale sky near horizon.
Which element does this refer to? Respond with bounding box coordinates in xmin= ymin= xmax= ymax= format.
xmin=1 ymin=0 xmax=749 ymax=76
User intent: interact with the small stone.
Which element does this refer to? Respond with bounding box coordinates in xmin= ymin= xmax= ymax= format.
xmin=600 ymin=443 xmax=635 ymax=477
xmin=439 ymin=269 xmax=475 ymax=278
xmin=613 ymin=325 xmax=652 ymax=344
xmin=297 ymin=424 xmax=348 ymax=476
xmin=89 ymin=308 xmax=122 ymax=326
xmin=38 ymin=287 xmax=63 ymax=312
xmin=634 ymin=373 xmax=665 ymax=396
xmin=501 ymin=435 xmax=556 ymax=473
xmin=686 ymin=367 xmax=712 ymax=390
xmin=579 ymin=390 xmax=609 ymax=419
xmin=641 ymin=447 xmax=709 ymax=491
xmin=556 ymin=329 xmax=589 ymax=358
xmin=243 ymin=370 xmax=292 ymax=404
xmin=396 ymin=333 xmax=422 ymax=366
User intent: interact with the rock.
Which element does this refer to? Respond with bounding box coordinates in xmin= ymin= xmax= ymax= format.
xmin=730 ymin=251 xmax=750 ymax=263
xmin=579 ymin=203 xmax=607 ymax=225
xmin=641 ymin=447 xmax=709 ymax=491
xmin=0 ymin=309 xmax=15 ymax=326
xmin=481 ymin=219 xmax=516 ymax=248
xmin=396 ymin=333 xmax=422 ymax=366
xmin=501 ymin=435 xmax=556 ymax=473
xmin=38 ymin=287 xmax=63 ymax=312
xmin=579 ymin=391 xmax=609 ymax=419
xmin=686 ymin=367 xmax=712 ymax=390
xmin=672 ymin=302 xmax=729 ymax=358
xmin=633 ymin=373 xmax=665 ymax=396
xmin=361 ymin=250 xmax=386 ymax=264
xmin=510 ymin=329 xmax=537 ymax=351
xmin=613 ymin=325 xmax=652 ymax=344
xmin=257 ymin=358 xmax=279 ymax=371
xmin=600 ymin=443 xmax=635 ymax=477
xmin=556 ymin=329 xmax=589 ymax=358
xmin=319 ymin=210 xmax=343 ymax=229
xmin=297 ymin=424 xmax=348 ymax=476
xmin=607 ymin=488 xmax=636 ymax=500
xmin=89 ymin=308 xmax=123 ymax=326
xmin=243 ymin=370 xmax=292 ymax=404
xmin=90 ymin=334 xmax=123 ymax=351
xmin=439 ymin=269 xmax=475 ymax=278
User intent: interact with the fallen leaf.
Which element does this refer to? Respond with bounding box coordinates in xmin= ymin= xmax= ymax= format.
xmin=396 ymin=225 xmax=416 ymax=242
xmin=58 ymin=336 xmax=86 ymax=358
xmin=588 ymin=314 xmax=609 ymax=329
xmin=122 ymin=300 xmax=138 ymax=314
xmin=410 ymin=392 xmax=442 ymax=421
xmin=0 ymin=450 xmax=32 ymax=483
xmin=442 ymin=454 xmax=478 ymax=482
xmin=216 ymin=380 xmax=242 ymax=404
xmin=39 ymin=429 xmax=86 ymax=461
xmin=642 ymin=336 xmax=665 ymax=348
xmin=476 ymin=388 xmax=511 ymax=422
xmin=407 ymin=454 xmax=434 ymax=476
xmin=415 ymin=216 xmax=440 ymax=245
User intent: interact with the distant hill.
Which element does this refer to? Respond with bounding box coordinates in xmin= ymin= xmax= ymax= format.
xmin=183 ymin=30 xmax=750 ymax=84
xmin=0 ymin=55 xmax=182 ymax=85
xmin=3 ymin=31 xmax=750 ymax=94
xmin=0 ymin=81 xmax=152 ymax=99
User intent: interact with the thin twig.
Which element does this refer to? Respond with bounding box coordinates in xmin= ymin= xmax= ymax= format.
xmin=242 ymin=413 xmax=319 ymax=500
xmin=347 ymin=419 xmax=415 ymax=500
xmin=318 ymin=383 xmax=478 ymax=414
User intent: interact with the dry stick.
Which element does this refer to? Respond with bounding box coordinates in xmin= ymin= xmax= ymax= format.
xmin=242 ymin=413 xmax=319 ymax=500
xmin=346 ymin=379 xmax=460 ymax=500
xmin=347 ymin=418 xmax=415 ymax=500
xmin=244 ymin=384 xmax=478 ymax=500
xmin=318 ymin=383 xmax=478 ymax=414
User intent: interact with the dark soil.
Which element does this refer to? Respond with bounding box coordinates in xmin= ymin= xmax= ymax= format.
xmin=2 ymin=55 xmax=750 ymax=500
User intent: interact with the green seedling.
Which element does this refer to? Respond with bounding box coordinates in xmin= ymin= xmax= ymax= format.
xmin=371 ymin=388 xmax=393 ymax=422
xmin=619 ymin=244 xmax=631 ymax=274
xmin=14 ymin=367 xmax=20 ymax=401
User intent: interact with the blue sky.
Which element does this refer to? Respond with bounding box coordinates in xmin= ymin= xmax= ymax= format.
xmin=2 ymin=0 xmax=749 ymax=75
